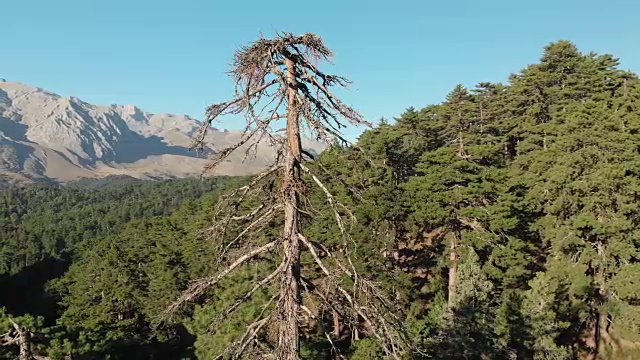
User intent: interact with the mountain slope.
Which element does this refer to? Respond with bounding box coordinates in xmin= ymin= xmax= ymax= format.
xmin=0 ymin=81 xmax=323 ymax=182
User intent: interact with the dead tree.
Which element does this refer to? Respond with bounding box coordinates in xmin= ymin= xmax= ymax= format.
xmin=167 ymin=32 xmax=414 ymax=359
xmin=0 ymin=318 xmax=51 ymax=360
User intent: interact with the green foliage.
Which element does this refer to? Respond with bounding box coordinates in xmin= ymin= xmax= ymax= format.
xmin=3 ymin=40 xmax=640 ymax=359
xmin=0 ymin=176 xmax=240 ymax=359
xmin=348 ymin=338 xmax=385 ymax=359
xmin=0 ymin=176 xmax=239 ymax=275
xmin=186 ymin=262 xmax=276 ymax=358
xmin=422 ymin=249 xmax=505 ymax=359
xmin=521 ymin=272 xmax=573 ymax=360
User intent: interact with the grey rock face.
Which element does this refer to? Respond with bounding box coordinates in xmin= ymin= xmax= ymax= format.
xmin=0 ymin=81 xmax=324 ymax=182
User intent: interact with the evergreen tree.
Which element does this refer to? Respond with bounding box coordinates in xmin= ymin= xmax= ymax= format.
xmin=505 ymin=40 xmax=640 ymax=358
xmin=3 ymin=39 xmax=640 ymax=360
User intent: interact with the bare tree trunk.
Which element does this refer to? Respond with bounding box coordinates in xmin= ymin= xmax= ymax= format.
xmin=12 ymin=321 xmax=32 ymax=360
xmin=18 ymin=332 xmax=31 ymax=360
xmin=447 ymin=231 xmax=458 ymax=310
xmin=592 ymin=243 xmax=607 ymax=359
xmin=332 ymin=309 xmax=342 ymax=338
xmin=277 ymin=56 xmax=302 ymax=360
xmin=584 ymin=314 xmax=599 ymax=360
xmin=598 ymin=312 xmax=615 ymax=356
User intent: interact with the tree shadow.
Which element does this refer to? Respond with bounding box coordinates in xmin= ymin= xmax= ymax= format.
xmin=110 ymin=132 xmax=204 ymax=164
xmin=0 ymin=139 xmax=34 ymax=172
xmin=0 ymin=116 xmax=29 ymax=141
xmin=0 ymin=256 xmax=70 ymax=324
xmin=77 ymin=325 xmax=196 ymax=360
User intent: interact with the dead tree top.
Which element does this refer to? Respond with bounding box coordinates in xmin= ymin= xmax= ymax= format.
xmin=191 ymin=32 xmax=370 ymax=174
xmin=231 ymin=33 xmax=333 ymax=84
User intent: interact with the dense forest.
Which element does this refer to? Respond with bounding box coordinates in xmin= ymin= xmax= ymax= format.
xmin=2 ymin=40 xmax=640 ymax=359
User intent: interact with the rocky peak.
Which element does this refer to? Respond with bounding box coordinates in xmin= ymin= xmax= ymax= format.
xmin=0 ymin=80 xmax=325 ymax=182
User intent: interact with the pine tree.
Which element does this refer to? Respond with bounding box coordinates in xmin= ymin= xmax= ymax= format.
xmin=403 ymin=84 xmax=505 ymax=309
xmin=521 ymin=271 xmax=572 ymax=360
xmin=424 ymin=248 xmax=501 ymax=359
xmin=504 ymin=40 xmax=640 ymax=358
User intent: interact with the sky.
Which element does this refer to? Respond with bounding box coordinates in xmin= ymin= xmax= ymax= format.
xmin=3 ymin=0 xmax=640 ymax=140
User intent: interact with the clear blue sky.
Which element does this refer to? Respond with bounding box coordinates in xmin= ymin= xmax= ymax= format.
xmin=3 ymin=0 xmax=640 ymax=140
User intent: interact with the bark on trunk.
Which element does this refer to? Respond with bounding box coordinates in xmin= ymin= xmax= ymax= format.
xmin=589 ymin=242 xmax=608 ymax=359
xmin=598 ymin=312 xmax=614 ymax=355
xmin=12 ymin=322 xmax=32 ymax=360
xmin=584 ymin=313 xmax=600 ymax=360
xmin=447 ymin=231 xmax=458 ymax=310
xmin=277 ymin=56 xmax=302 ymax=360
xmin=588 ymin=242 xmax=610 ymax=360
xmin=332 ymin=309 xmax=341 ymax=338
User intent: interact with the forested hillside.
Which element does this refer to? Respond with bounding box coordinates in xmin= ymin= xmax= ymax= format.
xmin=0 ymin=176 xmax=244 ymax=358
xmin=2 ymin=40 xmax=640 ymax=359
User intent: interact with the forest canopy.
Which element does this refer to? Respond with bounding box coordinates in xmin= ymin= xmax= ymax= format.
xmin=2 ymin=40 xmax=640 ymax=359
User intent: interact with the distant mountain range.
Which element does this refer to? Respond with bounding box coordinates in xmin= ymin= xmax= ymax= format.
xmin=0 ymin=81 xmax=323 ymax=182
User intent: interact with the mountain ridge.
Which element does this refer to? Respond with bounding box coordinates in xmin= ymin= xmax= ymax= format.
xmin=0 ymin=80 xmax=323 ymax=182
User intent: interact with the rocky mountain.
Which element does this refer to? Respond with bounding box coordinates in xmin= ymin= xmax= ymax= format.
xmin=0 ymin=81 xmax=323 ymax=182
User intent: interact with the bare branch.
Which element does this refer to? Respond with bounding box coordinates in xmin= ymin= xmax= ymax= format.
xmin=0 ymin=318 xmax=39 ymax=360
xmin=300 ymin=163 xmax=354 ymax=233
xmin=213 ymin=317 xmax=272 ymax=360
xmin=299 ymin=233 xmax=331 ymax=277
xmin=212 ymin=261 xmax=285 ymax=328
xmin=215 ymin=292 xmax=280 ymax=360
xmin=231 ymin=204 xmax=266 ymax=221
xmin=167 ymin=241 xmax=277 ymax=314
xmin=300 ymin=231 xmax=414 ymax=358
xmin=218 ymin=205 xmax=280 ymax=264
xmin=233 ymin=317 xmax=272 ymax=359
xmin=191 ymin=79 xmax=279 ymax=149
xmin=205 ymin=164 xmax=281 ymax=249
